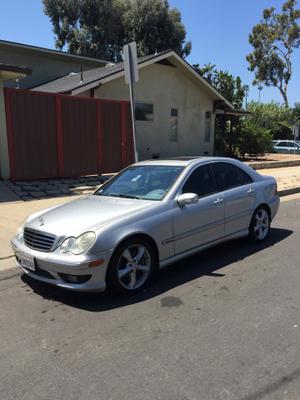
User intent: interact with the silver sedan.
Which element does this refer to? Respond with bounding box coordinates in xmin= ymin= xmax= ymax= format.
xmin=11 ymin=157 xmax=279 ymax=294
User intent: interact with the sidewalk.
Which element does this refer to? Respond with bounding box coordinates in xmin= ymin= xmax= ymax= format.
xmin=0 ymin=182 xmax=20 ymax=203
xmin=260 ymin=165 xmax=300 ymax=195
xmin=0 ymin=196 xmax=80 ymax=260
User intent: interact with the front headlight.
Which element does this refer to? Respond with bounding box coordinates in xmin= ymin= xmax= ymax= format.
xmin=16 ymin=224 xmax=25 ymax=241
xmin=60 ymin=232 xmax=96 ymax=255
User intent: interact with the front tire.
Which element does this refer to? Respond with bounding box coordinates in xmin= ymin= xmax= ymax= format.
xmin=249 ymin=206 xmax=270 ymax=242
xmin=107 ymin=237 xmax=156 ymax=295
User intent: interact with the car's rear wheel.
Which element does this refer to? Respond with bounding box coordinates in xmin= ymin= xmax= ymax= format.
xmin=107 ymin=237 xmax=156 ymax=295
xmin=249 ymin=206 xmax=270 ymax=242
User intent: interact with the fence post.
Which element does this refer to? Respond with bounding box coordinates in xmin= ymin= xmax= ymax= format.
xmin=55 ymin=95 xmax=64 ymax=177
xmin=2 ymin=88 xmax=14 ymax=179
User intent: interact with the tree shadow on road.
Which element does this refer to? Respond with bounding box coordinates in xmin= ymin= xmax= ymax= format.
xmin=22 ymin=227 xmax=293 ymax=311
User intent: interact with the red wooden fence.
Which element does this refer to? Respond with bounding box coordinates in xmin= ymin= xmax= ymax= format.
xmin=4 ymin=88 xmax=134 ymax=180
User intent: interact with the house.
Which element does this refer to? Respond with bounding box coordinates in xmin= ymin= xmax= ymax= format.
xmin=0 ymin=41 xmax=240 ymax=180
xmin=0 ymin=40 xmax=107 ymax=90
xmin=33 ymin=50 xmax=235 ymax=160
xmin=0 ymin=63 xmax=31 ymax=178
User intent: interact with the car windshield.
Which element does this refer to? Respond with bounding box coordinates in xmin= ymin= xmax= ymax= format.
xmin=95 ymin=165 xmax=184 ymax=201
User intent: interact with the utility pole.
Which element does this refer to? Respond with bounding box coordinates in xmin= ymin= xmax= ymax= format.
xmin=258 ymin=83 xmax=263 ymax=103
xmin=245 ymin=85 xmax=249 ymax=110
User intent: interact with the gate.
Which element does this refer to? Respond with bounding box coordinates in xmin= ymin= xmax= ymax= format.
xmin=4 ymin=88 xmax=134 ymax=180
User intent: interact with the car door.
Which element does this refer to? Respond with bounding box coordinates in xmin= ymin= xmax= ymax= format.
xmin=172 ymin=164 xmax=225 ymax=255
xmin=274 ymin=141 xmax=288 ymax=153
xmin=212 ymin=162 xmax=256 ymax=236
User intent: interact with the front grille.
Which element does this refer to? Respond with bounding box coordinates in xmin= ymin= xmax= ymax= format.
xmin=23 ymin=228 xmax=56 ymax=252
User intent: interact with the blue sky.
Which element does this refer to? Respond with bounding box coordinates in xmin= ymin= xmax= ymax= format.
xmin=0 ymin=0 xmax=299 ymax=105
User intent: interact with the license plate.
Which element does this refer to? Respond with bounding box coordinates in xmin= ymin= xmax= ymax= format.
xmin=18 ymin=253 xmax=35 ymax=271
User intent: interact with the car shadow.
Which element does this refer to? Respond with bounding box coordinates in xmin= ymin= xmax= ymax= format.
xmin=22 ymin=227 xmax=292 ymax=312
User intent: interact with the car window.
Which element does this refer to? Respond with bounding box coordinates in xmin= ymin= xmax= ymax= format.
xmin=95 ymin=165 xmax=184 ymax=201
xmin=212 ymin=162 xmax=253 ymax=191
xmin=276 ymin=142 xmax=288 ymax=147
xmin=182 ymin=164 xmax=216 ymax=197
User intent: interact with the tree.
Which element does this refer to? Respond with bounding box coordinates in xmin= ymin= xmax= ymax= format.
xmin=246 ymin=0 xmax=300 ymax=107
xmin=193 ymin=63 xmax=248 ymax=109
xmin=247 ymin=101 xmax=295 ymax=139
xmin=43 ymin=0 xmax=191 ymax=62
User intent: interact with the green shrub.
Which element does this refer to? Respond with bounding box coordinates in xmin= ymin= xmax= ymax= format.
xmin=238 ymin=121 xmax=273 ymax=158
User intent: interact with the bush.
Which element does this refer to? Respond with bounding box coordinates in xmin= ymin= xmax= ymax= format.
xmin=247 ymin=101 xmax=295 ymax=140
xmin=238 ymin=120 xmax=273 ymax=158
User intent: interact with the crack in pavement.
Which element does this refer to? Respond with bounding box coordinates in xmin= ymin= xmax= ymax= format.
xmin=0 ymin=255 xmax=15 ymax=261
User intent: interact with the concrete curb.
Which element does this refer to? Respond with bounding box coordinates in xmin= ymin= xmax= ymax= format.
xmin=248 ymin=159 xmax=300 ymax=170
xmin=278 ymin=186 xmax=300 ymax=197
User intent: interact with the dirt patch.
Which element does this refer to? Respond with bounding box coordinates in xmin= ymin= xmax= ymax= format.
xmin=244 ymin=153 xmax=300 ymax=163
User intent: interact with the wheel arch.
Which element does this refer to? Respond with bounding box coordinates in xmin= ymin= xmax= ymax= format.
xmin=106 ymin=232 xmax=160 ymax=277
xmin=254 ymin=203 xmax=271 ymax=218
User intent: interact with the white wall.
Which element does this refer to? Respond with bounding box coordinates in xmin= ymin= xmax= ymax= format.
xmin=94 ymin=63 xmax=215 ymax=160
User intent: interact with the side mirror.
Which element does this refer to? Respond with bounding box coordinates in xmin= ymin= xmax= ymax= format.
xmin=177 ymin=192 xmax=199 ymax=207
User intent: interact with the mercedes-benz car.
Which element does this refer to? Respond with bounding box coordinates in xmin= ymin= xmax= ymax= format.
xmin=11 ymin=157 xmax=279 ymax=294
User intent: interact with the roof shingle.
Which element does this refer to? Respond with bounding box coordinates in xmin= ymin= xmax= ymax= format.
xmin=32 ymin=51 xmax=171 ymax=93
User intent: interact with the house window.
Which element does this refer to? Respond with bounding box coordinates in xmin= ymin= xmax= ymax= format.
xmin=135 ymin=103 xmax=153 ymax=121
xmin=170 ymin=108 xmax=178 ymax=142
xmin=205 ymin=111 xmax=212 ymax=143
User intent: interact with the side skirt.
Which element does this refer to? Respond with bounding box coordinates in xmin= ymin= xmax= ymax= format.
xmin=159 ymin=229 xmax=249 ymax=269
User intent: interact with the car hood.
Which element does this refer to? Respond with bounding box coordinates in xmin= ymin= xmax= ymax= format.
xmin=25 ymin=195 xmax=156 ymax=237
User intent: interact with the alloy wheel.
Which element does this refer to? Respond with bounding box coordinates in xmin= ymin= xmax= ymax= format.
xmin=253 ymin=208 xmax=270 ymax=240
xmin=117 ymin=244 xmax=152 ymax=290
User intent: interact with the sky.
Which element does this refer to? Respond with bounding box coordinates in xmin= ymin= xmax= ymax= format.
xmin=0 ymin=0 xmax=299 ymax=106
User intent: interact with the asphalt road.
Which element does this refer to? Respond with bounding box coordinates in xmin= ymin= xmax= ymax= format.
xmin=1 ymin=197 xmax=300 ymax=400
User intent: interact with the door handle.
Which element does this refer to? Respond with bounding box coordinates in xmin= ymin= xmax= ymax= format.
xmin=213 ymin=197 xmax=224 ymax=204
xmin=247 ymin=188 xmax=255 ymax=194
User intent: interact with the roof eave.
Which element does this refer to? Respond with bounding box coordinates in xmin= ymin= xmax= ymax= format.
xmin=71 ymin=50 xmax=235 ymax=109
xmin=0 ymin=63 xmax=32 ymax=81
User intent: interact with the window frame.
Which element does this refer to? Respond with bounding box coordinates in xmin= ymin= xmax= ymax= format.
xmin=204 ymin=111 xmax=212 ymax=143
xmin=135 ymin=102 xmax=154 ymax=121
xmin=211 ymin=162 xmax=254 ymax=192
xmin=179 ymin=163 xmax=218 ymax=199
xmin=169 ymin=107 xmax=179 ymax=142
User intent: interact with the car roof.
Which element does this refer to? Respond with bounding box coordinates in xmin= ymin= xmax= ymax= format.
xmin=133 ymin=157 xmax=241 ymax=167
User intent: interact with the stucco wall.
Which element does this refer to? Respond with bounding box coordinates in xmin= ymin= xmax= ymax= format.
xmin=0 ymin=45 xmax=105 ymax=89
xmin=94 ymin=63 xmax=215 ymax=160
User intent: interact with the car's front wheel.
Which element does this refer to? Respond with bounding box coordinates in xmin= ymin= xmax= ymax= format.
xmin=107 ymin=237 xmax=157 ymax=295
xmin=249 ymin=206 xmax=270 ymax=242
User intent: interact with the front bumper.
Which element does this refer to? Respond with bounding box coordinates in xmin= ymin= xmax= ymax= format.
xmin=11 ymin=238 xmax=114 ymax=292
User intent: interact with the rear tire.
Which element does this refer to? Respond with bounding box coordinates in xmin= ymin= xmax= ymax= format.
xmin=106 ymin=237 xmax=156 ymax=295
xmin=249 ymin=206 xmax=270 ymax=242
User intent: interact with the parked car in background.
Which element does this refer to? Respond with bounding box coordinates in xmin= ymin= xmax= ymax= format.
xmin=271 ymin=140 xmax=300 ymax=154
xmin=11 ymin=157 xmax=279 ymax=295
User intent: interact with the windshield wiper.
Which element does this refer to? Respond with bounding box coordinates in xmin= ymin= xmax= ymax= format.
xmin=101 ymin=193 xmax=141 ymax=199
xmin=117 ymin=194 xmax=141 ymax=199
